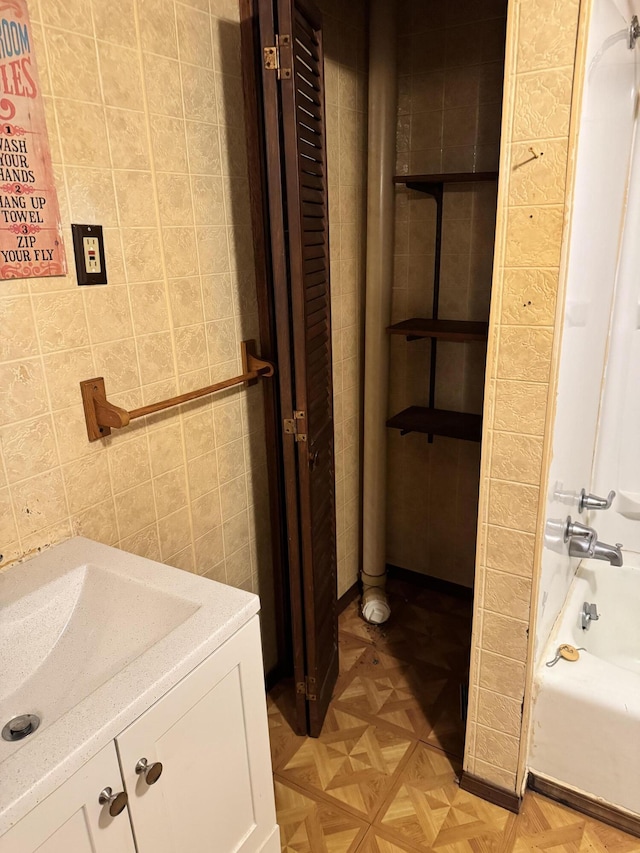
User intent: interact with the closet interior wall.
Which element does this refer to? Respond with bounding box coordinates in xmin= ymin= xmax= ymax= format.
xmin=387 ymin=0 xmax=507 ymax=587
xmin=316 ymin=0 xmax=368 ymax=598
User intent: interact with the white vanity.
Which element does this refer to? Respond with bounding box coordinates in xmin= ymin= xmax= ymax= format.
xmin=0 ymin=538 xmax=280 ymax=852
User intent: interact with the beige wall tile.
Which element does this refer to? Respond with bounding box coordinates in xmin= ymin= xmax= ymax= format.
xmin=108 ymin=435 xmax=152 ymax=493
xmin=512 ymin=68 xmax=573 ymax=141
xmin=504 ymin=205 xmax=565 ymax=268
xmin=120 ymin=524 xmax=162 ymax=562
xmin=478 ymin=650 xmax=526 ymax=701
xmin=0 ymin=360 xmax=49 ymax=426
xmin=41 ymin=0 xmax=92 ymax=33
xmin=158 ymin=507 xmax=192 ymax=558
xmin=500 ymin=267 xmax=558 ymax=326
xmin=176 ymin=4 xmax=213 ymax=68
xmin=32 ymin=292 xmax=89 ymax=353
xmin=486 ymin=525 xmax=535 ymax=576
xmin=497 ymin=327 xmax=553 ymax=382
xmin=476 ymin=688 xmax=522 ymax=738
xmin=144 ymin=54 xmax=184 ymax=117
xmin=488 ymin=480 xmax=539 ymax=534
xmin=65 ymin=167 xmax=119 ymax=227
xmin=493 ymin=380 xmax=547 ymax=434
xmin=481 ymin=610 xmax=529 ymax=661
xmin=47 ymin=31 xmax=101 ymax=102
xmin=484 ymin=569 xmax=532 ymax=622
xmin=56 ymin=100 xmax=110 ymax=167
xmin=194 ymin=525 xmax=224 ymax=574
xmin=508 ymin=140 xmax=568 ymax=207
xmin=473 ymin=759 xmax=517 ymax=791
xmin=92 ymin=0 xmax=137 ymax=46
xmin=475 ymin=724 xmax=520 ymax=775
xmin=113 ymin=171 xmax=157 ymax=227
xmin=106 ymin=108 xmax=151 ymax=171
xmin=11 ymin=469 xmax=68 ymax=538
xmin=99 ymin=45 xmax=144 ymax=112
xmin=72 ymin=498 xmax=119 ymax=545
xmin=1 ymin=417 xmax=59 ymax=483
xmin=115 ymin=481 xmax=156 ymax=540
xmin=517 ymin=0 xmax=580 ymax=74
xmin=490 ymin=432 xmax=543 ymax=486
xmin=85 ymin=287 xmax=134 ymax=344
xmin=63 ymin=454 xmax=112 ymax=515
xmin=0 ymin=297 xmax=38 ymax=362
xmin=137 ymin=0 xmax=178 ymax=57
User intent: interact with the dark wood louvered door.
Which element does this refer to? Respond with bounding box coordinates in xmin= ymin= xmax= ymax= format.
xmin=252 ymin=0 xmax=338 ymax=736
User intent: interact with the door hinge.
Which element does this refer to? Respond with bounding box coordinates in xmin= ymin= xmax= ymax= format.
xmin=283 ymin=410 xmax=307 ymax=442
xmin=296 ymin=677 xmax=316 ymax=701
xmin=263 ymin=33 xmax=291 ymax=79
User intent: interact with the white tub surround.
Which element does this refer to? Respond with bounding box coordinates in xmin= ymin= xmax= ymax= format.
xmin=0 ymin=537 xmax=276 ymax=846
xmin=530 ymin=556 xmax=640 ymax=816
xmin=361 ymin=0 xmax=397 ymax=625
xmin=534 ymin=0 xmax=640 ymax=663
xmin=593 ymin=28 xmax=640 ymax=557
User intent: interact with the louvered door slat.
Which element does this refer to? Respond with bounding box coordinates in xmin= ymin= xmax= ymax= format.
xmin=303 ymin=244 xmax=324 ymax=260
xmin=295 ymin=73 xmax=322 ymax=107
xmin=301 ymin=186 xmax=324 ymax=208
xmin=294 ymin=26 xmax=319 ymax=60
xmin=304 ymin=255 xmax=326 ymax=272
xmin=303 ymin=230 xmax=324 ymax=246
xmin=298 ymin=125 xmax=323 ymax=151
xmin=294 ymin=57 xmax=321 ymax=91
xmin=299 ymin=154 xmax=324 ymax=177
xmin=298 ymin=107 xmax=323 ymax=133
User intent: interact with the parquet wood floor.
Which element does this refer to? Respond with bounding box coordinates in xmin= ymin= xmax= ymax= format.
xmin=269 ymin=579 xmax=640 ymax=852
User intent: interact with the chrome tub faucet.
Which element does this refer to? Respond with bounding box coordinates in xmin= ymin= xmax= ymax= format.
xmin=564 ymin=516 xmax=624 ymax=566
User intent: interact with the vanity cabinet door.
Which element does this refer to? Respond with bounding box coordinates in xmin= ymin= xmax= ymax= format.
xmin=0 ymin=743 xmax=136 ymax=853
xmin=116 ymin=616 xmax=279 ymax=853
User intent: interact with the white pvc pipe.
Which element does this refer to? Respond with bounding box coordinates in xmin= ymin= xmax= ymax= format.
xmin=361 ymin=0 xmax=397 ymax=625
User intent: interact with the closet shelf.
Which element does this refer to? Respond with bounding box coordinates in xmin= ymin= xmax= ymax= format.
xmin=394 ymin=171 xmax=499 ymax=190
xmin=387 ymin=406 xmax=482 ymax=442
xmin=387 ymin=318 xmax=489 ymax=342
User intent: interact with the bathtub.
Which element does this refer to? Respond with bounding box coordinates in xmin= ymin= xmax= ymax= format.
xmin=529 ymin=555 xmax=640 ymax=816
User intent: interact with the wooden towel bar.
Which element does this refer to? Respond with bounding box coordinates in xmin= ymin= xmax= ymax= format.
xmin=80 ymin=339 xmax=275 ymax=442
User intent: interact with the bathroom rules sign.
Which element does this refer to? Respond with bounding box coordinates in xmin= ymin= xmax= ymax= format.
xmin=0 ymin=0 xmax=65 ymax=280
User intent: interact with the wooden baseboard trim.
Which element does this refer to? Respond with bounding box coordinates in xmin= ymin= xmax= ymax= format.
xmin=459 ymin=771 xmax=521 ymax=814
xmin=386 ymin=564 xmax=474 ymax=600
xmin=338 ymin=580 xmax=360 ymax=614
xmin=528 ymin=774 xmax=640 ymax=838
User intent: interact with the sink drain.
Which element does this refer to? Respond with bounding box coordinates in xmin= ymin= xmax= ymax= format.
xmin=2 ymin=714 xmax=40 ymax=742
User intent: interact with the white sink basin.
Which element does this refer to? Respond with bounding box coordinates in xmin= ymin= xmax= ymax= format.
xmin=0 ymin=563 xmax=198 ymax=758
xmin=0 ymin=537 xmax=258 ymax=834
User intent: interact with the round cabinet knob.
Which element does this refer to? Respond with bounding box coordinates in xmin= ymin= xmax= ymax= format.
xmin=135 ymin=757 xmax=163 ymax=785
xmin=98 ymin=787 xmax=128 ymax=817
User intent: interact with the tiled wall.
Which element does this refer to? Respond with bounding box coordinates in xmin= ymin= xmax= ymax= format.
xmin=318 ymin=0 xmax=367 ymax=598
xmin=387 ymin=0 xmax=506 ymax=587
xmin=0 ymin=0 xmax=279 ymax=667
xmin=465 ymin=0 xmax=581 ymax=792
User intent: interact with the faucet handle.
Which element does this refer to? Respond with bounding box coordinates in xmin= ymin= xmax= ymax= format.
xmin=564 ymin=516 xmax=597 ymax=548
xmin=579 ymin=489 xmax=615 ymax=512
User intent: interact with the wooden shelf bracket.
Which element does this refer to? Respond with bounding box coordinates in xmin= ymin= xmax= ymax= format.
xmin=80 ymin=339 xmax=275 ymax=442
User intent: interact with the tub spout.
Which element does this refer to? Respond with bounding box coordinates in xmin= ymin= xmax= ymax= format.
xmin=592 ymin=539 xmax=624 ymax=566
xmin=567 ymin=534 xmax=624 ymax=565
